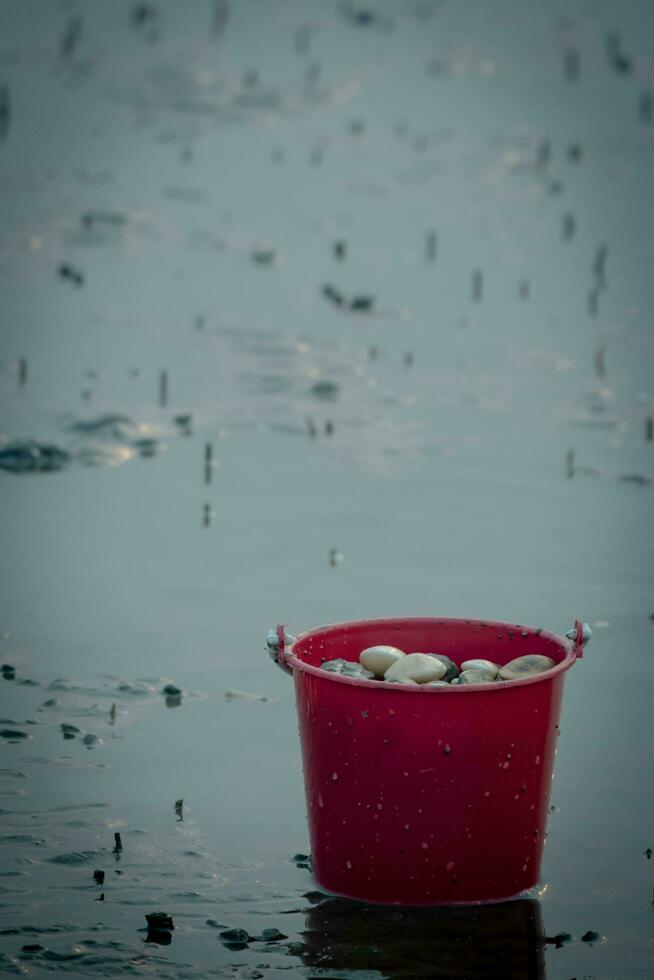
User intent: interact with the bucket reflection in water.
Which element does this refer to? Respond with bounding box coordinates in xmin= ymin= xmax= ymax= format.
xmin=292 ymin=895 xmax=545 ymax=979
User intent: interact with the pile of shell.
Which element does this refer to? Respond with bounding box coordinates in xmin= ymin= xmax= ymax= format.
xmin=321 ymin=646 xmax=556 ymax=686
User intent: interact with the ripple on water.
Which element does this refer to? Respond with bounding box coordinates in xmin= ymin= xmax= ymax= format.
xmin=47 ymin=850 xmax=105 ymax=866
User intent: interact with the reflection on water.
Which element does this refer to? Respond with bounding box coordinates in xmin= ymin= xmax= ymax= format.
xmin=293 ymin=895 xmax=545 ymax=980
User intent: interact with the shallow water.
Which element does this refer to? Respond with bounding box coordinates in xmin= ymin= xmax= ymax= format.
xmin=1 ymin=0 xmax=653 ymax=976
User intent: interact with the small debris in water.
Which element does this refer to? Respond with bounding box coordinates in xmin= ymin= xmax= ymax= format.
xmin=0 ymin=728 xmax=29 ymax=741
xmin=204 ymin=442 xmax=213 ymax=484
xmin=58 ymin=263 xmax=85 ymax=287
xmin=322 ymin=283 xmax=346 ymax=307
xmin=59 ymin=15 xmax=83 ymax=60
xmin=224 ymin=689 xmax=272 ymax=702
xmin=257 ymin=927 xmax=287 ymax=942
xmin=251 ymin=244 xmax=279 ymax=266
xmin=146 ymin=911 xmax=174 ymax=931
xmin=328 ymin=547 xmax=343 ymax=567
xmin=562 ymin=212 xmax=576 ymax=241
xmin=159 ymin=370 xmax=168 ymax=408
xmin=310 ymin=380 xmax=339 ymax=400
xmin=0 ymin=442 xmax=71 ymax=474
xmin=425 ymin=229 xmax=437 ymax=263
xmin=0 ymin=84 xmax=10 ymax=142
xmin=174 ymin=414 xmax=193 ymax=436
xmin=162 ymin=683 xmax=182 ymax=707
xmin=219 ymin=927 xmax=252 ymax=949
xmin=350 ymin=295 xmax=375 ymax=312
xmin=594 ymin=346 xmax=606 ymax=378
xmin=546 ymin=931 xmax=572 ymax=949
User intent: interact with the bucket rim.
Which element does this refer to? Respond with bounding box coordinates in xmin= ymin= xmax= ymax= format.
xmin=285 ymin=616 xmax=577 ymax=692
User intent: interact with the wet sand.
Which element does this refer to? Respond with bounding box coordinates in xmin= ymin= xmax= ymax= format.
xmin=1 ymin=1 xmax=653 ymax=976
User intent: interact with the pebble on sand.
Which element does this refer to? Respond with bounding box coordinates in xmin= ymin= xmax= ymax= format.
xmin=499 ymin=655 xmax=555 ymax=680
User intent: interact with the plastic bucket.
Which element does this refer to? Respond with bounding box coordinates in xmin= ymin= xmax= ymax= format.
xmin=270 ymin=616 xmax=586 ymax=906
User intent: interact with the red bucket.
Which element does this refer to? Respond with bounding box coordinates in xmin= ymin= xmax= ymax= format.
xmin=269 ymin=616 xmax=587 ymax=906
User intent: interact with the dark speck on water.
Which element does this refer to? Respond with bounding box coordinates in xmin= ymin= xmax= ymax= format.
xmin=0 ymin=442 xmax=70 ymax=474
xmin=59 ymin=16 xmax=83 ymax=61
xmin=219 ymin=927 xmax=251 ymax=949
xmin=0 ymin=83 xmax=10 ymax=141
xmin=322 ymin=283 xmax=346 ymax=307
xmin=145 ymin=911 xmax=174 ymax=931
xmin=349 ymin=295 xmax=375 ymax=312
xmin=0 ymin=729 xmax=29 ymax=741
xmin=57 ymin=263 xmax=85 ymax=287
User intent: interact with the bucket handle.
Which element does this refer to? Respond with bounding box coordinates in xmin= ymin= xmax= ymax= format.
xmin=566 ymin=620 xmax=592 ymax=658
xmin=266 ymin=624 xmax=296 ymax=675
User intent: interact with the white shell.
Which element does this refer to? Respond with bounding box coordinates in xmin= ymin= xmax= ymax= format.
xmin=461 ymin=659 xmax=500 ymax=677
xmin=359 ymin=645 xmax=405 ymax=678
xmin=499 ymin=655 xmax=556 ymax=680
xmin=384 ymin=653 xmax=447 ymax=685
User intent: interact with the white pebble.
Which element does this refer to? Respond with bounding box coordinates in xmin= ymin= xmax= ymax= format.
xmin=385 ymin=653 xmax=447 ymax=684
xmin=499 ymin=655 xmax=556 ymax=680
xmin=458 ymin=668 xmax=497 ymax=685
xmin=461 ymin=659 xmax=500 ymax=677
xmin=359 ymin=645 xmax=405 ymax=678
